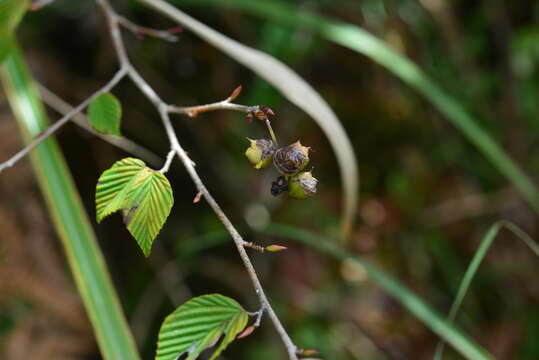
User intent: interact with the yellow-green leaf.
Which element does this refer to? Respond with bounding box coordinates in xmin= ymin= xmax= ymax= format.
xmin=156 ymin=294 xmax=249 ymax=360
xmin=88 ymin=92 xmax=122 ymax=136
xmin=96 ymin=158 xmax=173 ymax=256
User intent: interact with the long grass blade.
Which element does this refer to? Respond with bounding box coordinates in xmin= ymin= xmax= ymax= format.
xmin=264 ymin=223 xmax=494 ymax=360
xmin=0 ymin=42 xmax=141 ymax=360
xmin=139 ymin=0 xmax=359 ymax=238
xmin=180 ymin=0 xmax=539 ymax=215
xmin=434 ymin=221 xmax=539 ymax=359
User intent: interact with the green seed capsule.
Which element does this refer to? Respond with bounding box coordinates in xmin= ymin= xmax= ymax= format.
xmin=288 ymin=171 xmax=317 ymax=199
xmin=245 ymin=138 xmax=276 ymax=169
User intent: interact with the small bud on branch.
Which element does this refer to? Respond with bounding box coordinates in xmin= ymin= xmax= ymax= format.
xmin=265 ymin=244 xmax=288 ymax=252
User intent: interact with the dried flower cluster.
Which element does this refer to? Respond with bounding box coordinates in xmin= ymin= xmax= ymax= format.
xmin=244 ymin=112 xmax=318 ymax=199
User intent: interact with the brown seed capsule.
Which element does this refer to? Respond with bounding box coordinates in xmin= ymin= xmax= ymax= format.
xmin=245 ymin=138 xmax=276 ymax=169
xmin=273 ymin=141 xmax=310 ymax=175
xmin=288 ymin=171 xmax=318 ymax=199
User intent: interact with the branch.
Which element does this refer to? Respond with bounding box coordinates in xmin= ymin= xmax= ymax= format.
xmin=97 ymin=1 xmax=299 ymax=358
xmin=0 ymin=68 xmax=127 ymax=173
xmin=168 ymin=98 xmax=250 ymax=117
xmin=116 ymin=15 xmax=181 ymax=42
xmin=168 ymin=89 xmax=278 ymax=144
xmin=36 ymin=83 xmax=162 ymax=167
xmin=158 ymin=149 xmax=175 ymax=173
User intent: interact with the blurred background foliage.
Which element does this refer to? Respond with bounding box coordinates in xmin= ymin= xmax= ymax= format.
xmin=1 ymin=0 xmax=539 ymax=359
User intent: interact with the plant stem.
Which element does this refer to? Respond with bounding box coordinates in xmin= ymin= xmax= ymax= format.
xmin=97 ymin=1 xmax=299 ymax=358
xmin=0 ymin=67 xmax=127 ymax=173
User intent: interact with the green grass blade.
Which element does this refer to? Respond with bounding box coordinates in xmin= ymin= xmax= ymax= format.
xmin=180 ymin=0 xmax=539 ymax=214
xmin=434 ymin=221 xmax=539 ymax=359
xmin=263 ymin=223 xmax=494 ymax=360
xmin=0 ymin=42 xmax=141 ymax=360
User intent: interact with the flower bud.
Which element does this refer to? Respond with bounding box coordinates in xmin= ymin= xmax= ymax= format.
xmin=236 ymin=325 xmax=256 ymax=339
xmin=298 ymin=349 xmax=320 ymax=356
xmin=265 ymin=244 xmax=288 ymax=252
xmin=245 ymin=138 xmax=276 ymax=169
xmin=288 ymin=171 xmax=318 ymax=199
xmin=273 ymin=141 xmax=310 ymax=175
xmin=246 ymin=105 xmax=274 ymax=122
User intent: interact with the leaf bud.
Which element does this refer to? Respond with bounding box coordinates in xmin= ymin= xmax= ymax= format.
xmin=236 ymin=325 xmax=256 ymax=339
xmin=288 ymin=171 xmax=318 ymax=199
xmin=265 ymin=244 xmax=288 ymax=252
xmin=245 ymin=138 xmax=276 ymax=169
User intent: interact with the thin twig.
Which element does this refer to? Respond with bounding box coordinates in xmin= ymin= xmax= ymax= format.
xmin=159 ymin=149 xmax=176 ymax=173
xmin=168 ymin=101 xmax=250 ymax=117
xmin=242 ymin=242 xmax=265 ymax=252
xmin=0 ymin=68 xmax=127 ymax=173
xmin=169 ymin=99 xmax=278 ymax=144
xmin=36 ymin=83 xmax=162 ymax=167
xmin=116 ymin=15 xmax=180 ymax=42
xmin=252 ymin=307 xmax=265 ymax=328
xmin=97 ymin=1 xmax=299 ymax=358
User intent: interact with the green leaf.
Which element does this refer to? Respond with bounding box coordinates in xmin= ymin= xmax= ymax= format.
xmin=96 ymin=158 xmax=173 ymax=256
xmin=156 ymin=294 xmax=249 ymax=360
xmin=434 ymin=221 xmax=539 ymax=359
xmin=1 ymin=42 xmax=141 ymax=360
xmin=88 ymin=92 xmax=122 ymax=136
xmin=0 ymin=0 xmax=28 ymax=63
xmin=0 ymin=33 xmax=14 ymax=63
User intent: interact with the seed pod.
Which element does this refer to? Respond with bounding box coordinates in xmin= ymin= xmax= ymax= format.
xmin=271 ymin=175 xmax=288 ymax=196
xmin=288 ymin=171 xmax=318 ymax=199
xmin=273 ymin=141 xmax=310 ymax=175
xmin=245 ymin=138 xmax=276 ymax=169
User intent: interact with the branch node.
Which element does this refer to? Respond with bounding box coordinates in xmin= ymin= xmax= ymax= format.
xmin=242 ymin=241 xmax=265 ymax=253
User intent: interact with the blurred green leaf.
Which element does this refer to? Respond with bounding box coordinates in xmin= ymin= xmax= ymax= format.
xmin=264 ymin=223 xmax=494 ymax=360
xmin=0 ymin=42 xmax=141 ymax=360
xmin=434 ymin=221 xmax=539 ymax=359
xmin=96 ymin=157 xmax=174 ymax=256
xmin=155 ymin=294 xmax=249 ymax=360
xmin=88 ymin=92 xmax=122 ymax=136
xmin=0 ymin=0 xmax=28 ymax=63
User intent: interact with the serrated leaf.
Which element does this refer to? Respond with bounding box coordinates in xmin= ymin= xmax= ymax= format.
xmin=156 ymin=294 xmax=249 ymax=360
xmin=0 ymin=0 xmax=28 ymax=63
xmin=96 ymin=158 xmax=173 ymax=256
xmin=88 ymin=92 xmax=122 ymax=136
